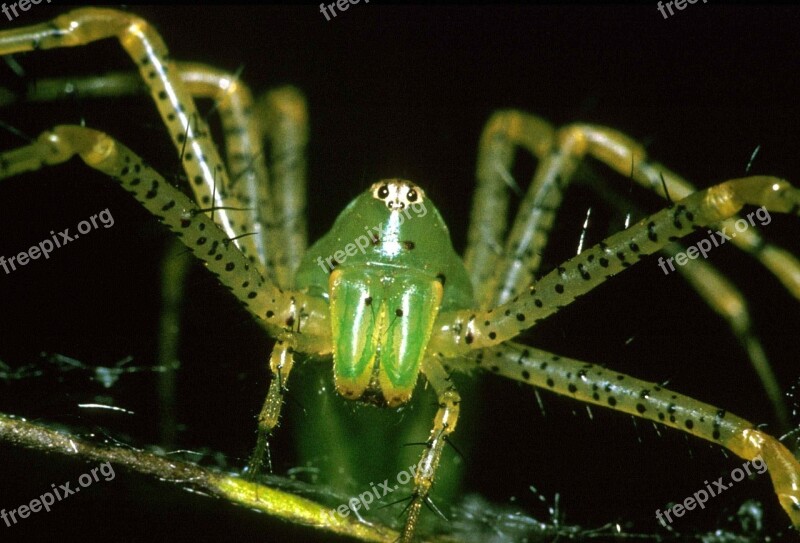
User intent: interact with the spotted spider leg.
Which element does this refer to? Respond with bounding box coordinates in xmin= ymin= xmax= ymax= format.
xmin=400 ymin=356 xmax=460 ymax=543
xmin=446 ymin=340 xmax=800 ymax=529
xmin=589 ymin=174 xmax=789 ymax=424
xmin=435 ymin=175 xmax=800 ymax=354
xmin=162 ymin=64 xmax=310 ymax=288
xmin=0 ymin=125 xmax=330 ymax=351
xmin=467 ymin=111 xmax=793 ymax=427
xmin=433 ymin=174 xmax=800 ymax=528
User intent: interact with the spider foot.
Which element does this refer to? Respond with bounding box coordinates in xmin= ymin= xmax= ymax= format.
xmin=740 ymin=428 xmax=800 ymax=528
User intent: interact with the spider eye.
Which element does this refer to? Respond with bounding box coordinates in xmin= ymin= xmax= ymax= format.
xmin=407 ymin=189 xmax=417 ymax=202
xmin=378 ymin=185 xmax=390 ymax=198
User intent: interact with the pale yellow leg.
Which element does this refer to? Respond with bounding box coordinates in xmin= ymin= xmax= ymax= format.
xmin=457 ymin=342 xmax=800 ymax=529
xmin=401 ymin=357 xmax=460 ymax=543
xmin=246 ymin=334 xmax=297 ymax=478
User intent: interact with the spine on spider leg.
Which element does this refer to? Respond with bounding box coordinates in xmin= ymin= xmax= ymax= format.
xmin=486 ymin=342 xmax=800 ymax=528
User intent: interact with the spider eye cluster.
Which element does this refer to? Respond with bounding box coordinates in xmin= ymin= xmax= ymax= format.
xmin=371 ymin=179 xmax=425 ymax=211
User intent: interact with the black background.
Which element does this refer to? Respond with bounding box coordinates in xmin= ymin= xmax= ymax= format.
xmin=0 ymin=3 xmax=799 ymax=542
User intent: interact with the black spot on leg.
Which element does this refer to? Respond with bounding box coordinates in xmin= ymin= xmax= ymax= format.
xmin=555 ymin=284 xmax=564 ymax=294
xmin=647 ymin=221 xmax=658 ymax=242
xmin=144 ymin=180 xmax=159 ymax=199
xmin=225 ymin=262 xmax=235 ymax=271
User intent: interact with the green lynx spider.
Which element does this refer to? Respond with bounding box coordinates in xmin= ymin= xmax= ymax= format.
xmin=2 ymin=8 xmax=800 ymax=542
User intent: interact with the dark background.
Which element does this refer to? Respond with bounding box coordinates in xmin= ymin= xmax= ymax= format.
xmin=0 ymin=3 xmax=799 ymax=542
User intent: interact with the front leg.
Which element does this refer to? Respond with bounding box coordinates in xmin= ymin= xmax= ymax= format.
xmin=402 ymin=357 xmax=460 ymax=543
xmin=431 ymin=175 xmax=800 ymax=355
xmin=0 ymin=125 xmax=331 ymax=343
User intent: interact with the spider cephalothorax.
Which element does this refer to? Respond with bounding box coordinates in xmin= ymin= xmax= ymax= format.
xmin=297 ymin=179 xmax=473 ymax=407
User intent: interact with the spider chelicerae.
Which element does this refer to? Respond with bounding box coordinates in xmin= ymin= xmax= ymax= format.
xmin=1 ymin=5 xmax=800 ymax=543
